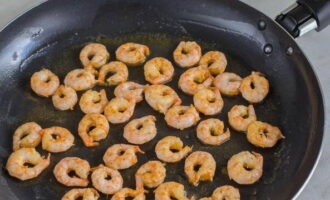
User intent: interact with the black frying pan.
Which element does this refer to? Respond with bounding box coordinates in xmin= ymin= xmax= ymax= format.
xmin=0 ymin=0 xmax=327 ymax=199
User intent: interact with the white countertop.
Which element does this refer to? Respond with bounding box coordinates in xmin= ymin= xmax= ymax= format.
xmin=1 ymin=0 xmax=329 ymax=199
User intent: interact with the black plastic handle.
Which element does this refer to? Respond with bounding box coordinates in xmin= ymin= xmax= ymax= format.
xmin=299 ymin=0 xmax=330 ymax=31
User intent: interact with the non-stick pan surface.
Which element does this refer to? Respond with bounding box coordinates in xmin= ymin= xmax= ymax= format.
xmin=0 ymin=0 xmax=324 ymax=199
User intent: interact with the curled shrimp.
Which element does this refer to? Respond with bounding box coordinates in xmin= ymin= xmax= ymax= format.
xmin=103 ymin=144 xmax=144 ymax=170
xmin=199 ymin=51 xmax=227 ymax=76
xmin=247 ymin=121 xmax=284 ymax=148
xmin=78 ymin=113 xmax=110 ymax=147
xmin=135 ymin=160 xmax=166 ymax=190
xmin=240 ymin=72 xmax=269 ymax=103
xmin=116 ymin=43 xmax=150 ymax=66
xmin=214 ymin=72 xmax=242 ymax=96
xmin=196 ymin=118 xmax=230 ymax=146
xmin=91 ymin=165 xmax=123 ymax=195
xmin=227 ymin=151 xmax=263 ymax=185
xmin=173 ymin=41 xmax=201 ymax=68
xmin=12 ymin=122 xmax=42 ymax=151
xmin=228 ymin=105 xmax=256 ymax=132
xmin=30 ymin=69 xmax=60 ymax=97
xmin=165 ymin=105 xmax=200 ymax=130
xmin=79 ymin=89 xmax=108 ymax=114
xmin=64 ymin=69 xmax=96 ymax=91
xmin=144 ymin=57 xmax=174 ymax=84
xmin=53 ymin=157 xmax=90 ymax=187
xmin=111 ymin=188 xmax=145 ymax=200
xmin=193 ymin=87 xmax=224 ymax=115
xmin=211 ymin=185 xmax=240 ymax=200
xmin=6 ymin=148 xmax=50 ymax=181
xmin=154 ymin=181 xmax=191 ymax=200
xmin=155 ymin=136 xmax=192 ymax=163
xmin=98 ymin=61 xmax=128 ymax=85
xmin=52 ymin=85 xmax=78 ymax=110
xmin=61 ymin=188 xmax=100 ymax=200
xmin=145 ymin=84 xmax=182 ymax=114
xmin=178 ymin=65 xmax=213 ymax=95
xmin=41 ymin=126 xmax=74 ymax=153
xmin=123 ymin=115 xmax=157 ymax=145
xmin=184 ymin=151 xmax=216 ymax=186
xmin=104 ymin=97 xmax=136 ymax=124
xmin=80 ymin=43 xmax=110 ymax=74
xmin=114 ymin=81 xmax=145 ymax=103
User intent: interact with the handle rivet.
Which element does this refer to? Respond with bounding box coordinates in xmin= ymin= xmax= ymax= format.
xmin=286 ymin=47 xmax=293 ymax=55
xmin=264 ymin=44 xmax=273 ymax=54
xmin=258 ymin=20 xmax=267 ymax=30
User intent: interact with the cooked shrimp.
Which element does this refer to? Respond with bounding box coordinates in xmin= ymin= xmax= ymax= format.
xmin=155 ymin=136 xmax=192 ymax=163
xmin=104 ymin=97 xmax=136 ymax=124
xmin=135 ymin=160 xmax=166 ymax=190
xmin=199 ymin=51 xmax=227 ymax=76
xmin=214 ymin=72 xmax=242 ymax=96
xmin=30 ymin=69 xmax=60 ymax=97
xmin=123 ymin=115 xmax=157 ymax=144
xmin=53 ymin=157 xmax=90 ymax=187
xmin=64 ymin=69 xmax=96 ymax=91
xmin=211 ymin=185 xmax=240 ymax=200
xmin=116 ymin=43 xmax=150 ymax=66
xmin=193 ymin=87 xmax=223 ymax=115
xmin=173 ymin=41 xmax=201 ymax=68
xmin=114 ymin=81 xmax=145 ymax=103
xmin=144 ymin=57 xmax=174 ymax=84
xmin=12 ymin=122 xmax=42 ymax=151
xmin=227 ymin=151 xmax=263 ymax=185
xmin=228 ymin=105 xmax=256 ymax=132
xmin=6 ymin=148 xmax=50 ymax=180
xmin=91 ymin=165 xmax=123 ymax=195
xmin=196 ymin=118 xmax=230 ymax=146
xmin=103 ymin=144 xmax=144 ymax=170
xmin=78 ymin=113 xmax=109 ymax=147
xmin=61 ymin=188 xmax=100 ymax=200
xmin=79 ymin=89 xmax=108 ymax=114
xmin=111 ymin=188 xmax=145 ymax=200
xmin=184 ymin=151 xmax=216 ymax=186
xmin=165 ymin=105 xmax=200 ymax=130
xmin=154 ymin=182 xmax=191 ymax=200
xmin=52 ymin=85 xmax=78 ymax=110
xmin=144 ymin=84 xmax=182 ymax=114
xmin=41 ymin=126 xmax=74 ymax=153
xmin=240 ymin=72 xmax=269 ymax=103
xmin=80 ymin=43 xmax=109 ymax=74
xmin=98 ymin=61 xmax=128 ymax=85
xmin=247 ymin=121 xmax=284 ymax=148
xmin=178 ymin=65 xmax=213 ymax=95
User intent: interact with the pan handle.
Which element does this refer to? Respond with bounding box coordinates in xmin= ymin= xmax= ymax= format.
xmin=275 ymin=0 xmax=330 ymax=38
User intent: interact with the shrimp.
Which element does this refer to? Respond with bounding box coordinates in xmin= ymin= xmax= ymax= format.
xmin=52 ymin=85 xmax=78 ymax=110
xmin=53 ymin=157 xmax=90 ymax=187
xmin=144 ymin=57 xmax=174 ymax=84
xmin=91 ymin=165 xmax=123 ymax=195
xmin=144 ymin=84 xmax=182 ymax=114
xmin=98 ymin=61 xmax=128 ymax=85
xmin=116 ymin=42 xmax=150 ymax=66
xmin=227 ymin=151 xmax=263 ymax=185
xmin=135 ymin=160 xmax=166 ymax=190
xmin=41 ymin=126 xmax=74 ymax=153
xmin=214 ymin=72 xmax=242 ymax=96
xmin=104 ymin=97 xmax=136 ymax=124
xmin=178 ymin=65 xmax=213 ymax=95
xmin=30 ymin=68 xmax=60 ymax=97
xmin=61 ymin=188 xmax=100 ymax=200
xmin=211 ymin=185 xmax=240 ymax=200
xmin=12 ymin=122 xmax=42 ymax=151
xmin=246 ymin=121 xmax=284 ymax=148
xmin=199 ymin=51 xmax=227 ymax=76
xmin=114 ymin=81 xmax=145 ymax=103
xmin=103 ymin=144 xmax=144 ymax=170
xmin=165 ymin=105 xmax=200 ymax=130
xmin=64 ymin=69 xmax=96 ymax=91
xmin=173 ymin=41 xmax=201 ymax=68
xmin=154 ymin=182 xmax=191 ymax=200
xmin=111 ymin=188 xmax=146 ymax=200
xmin=184 ymin=151 xmax=216 ymax=186
xmin=78 ymin=113 xmax=109 ymax=147
xmin=240 ymin=72 xmax=269 ymax=103
xmin=123 ymin=115 xmax=157 ymax=144
xmin=228 ymin=105 xmax=256 ymax=132
xmin=80 ymin=43 xmax=110 ymax=74
xmin=6 ymin=148 xmax=50 ymax=181
xmin=155 ymin=136 xmax=192 ymax=163
xmin=193 ymin=87 xmax=224 ymax=115
xmin=196 ymin=118 xmax=230 ymax=146
xmin=79 ymin=89 xmax=108 ymax=114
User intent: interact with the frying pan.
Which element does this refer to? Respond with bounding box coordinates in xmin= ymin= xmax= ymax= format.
xmin=0 ymin=0 xmax=327 ymax=199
